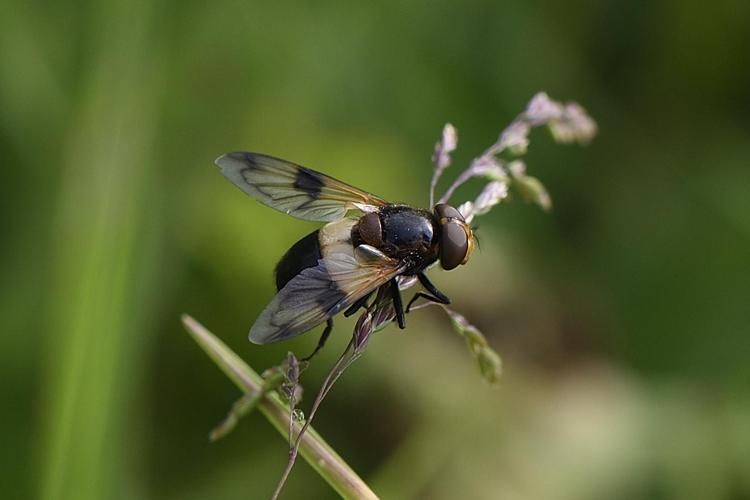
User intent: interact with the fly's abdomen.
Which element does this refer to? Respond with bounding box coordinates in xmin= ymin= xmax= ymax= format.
xmin=274 ymin=231 xmax=321 ymax=290
xmin=274 ymin=218 xmax=358 ymax=290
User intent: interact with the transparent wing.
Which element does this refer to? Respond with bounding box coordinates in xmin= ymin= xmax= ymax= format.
xmin=249 ymin=246 xmax=405 ymax=344
xmin=215 ymin=152 xmax=388 ymax=222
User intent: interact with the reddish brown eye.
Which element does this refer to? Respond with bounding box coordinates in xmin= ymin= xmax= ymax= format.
xmin=440 ymin=221 xmax=469 ymax=270
xmin=434 ymin=203 xmax=465 ymax=222
xmin=358 ymin=212 xmax=383 ymax=246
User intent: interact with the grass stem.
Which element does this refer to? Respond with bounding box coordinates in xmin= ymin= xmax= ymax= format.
xmin=181 ymin=314 xmax=379 ymax=500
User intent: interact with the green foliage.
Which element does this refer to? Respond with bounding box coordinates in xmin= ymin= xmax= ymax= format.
xmin=438 ymin=304 xmax=503 ymax=385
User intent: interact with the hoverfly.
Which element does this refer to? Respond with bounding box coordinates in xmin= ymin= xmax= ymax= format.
xmin=215 ymin=152 xmax=475 ymax=358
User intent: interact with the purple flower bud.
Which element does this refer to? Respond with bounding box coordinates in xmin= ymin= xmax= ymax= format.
xmin=473 ymin=181 xmax=508 ymax=217
xmin=432 ymin=123 xmax=458 ymax=172
xmin=372 ymin=304 xmax=395 ymax=332
xmin=468 ymin=155 xmax=504 ymax=178
xmin=497 ymin=121 xmax=531 ymax=154
xmin=286 ymin=352 xmax=300 ymax=382
xmin=508 ymin=160 xmax=526 ymax=177
xmin=353 ymin=311 xmax=374 ymax=351
xmin=525 ymin=92 xmax=564 ymax=125
xmin=457 ymin=201 xmax=474 ymax=221
xmin=549 ymin=103 xmax=598 ymax=144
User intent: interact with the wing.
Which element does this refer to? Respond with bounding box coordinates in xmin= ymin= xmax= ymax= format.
xmin=249 ymin=245 xmax=405 ymax=344
xmin=215 ymin=152 xmax=388 ymax=222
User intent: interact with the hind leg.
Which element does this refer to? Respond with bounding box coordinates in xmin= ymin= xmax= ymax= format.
xmin=302 ymin=318 xmax=334 ymax=362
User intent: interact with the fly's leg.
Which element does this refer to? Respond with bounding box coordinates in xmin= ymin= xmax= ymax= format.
xmin=405 ymin=272 xmax=451 ymax=313
xmin=406 ymin=292 xmax=449 ymax=312
xmin=390 ymin=278 xmax=406 ymax=329
xmin=301 ymin=318 xmax=334 ymax=362
xmin=344 ymin=291 xmax=374 ymax=317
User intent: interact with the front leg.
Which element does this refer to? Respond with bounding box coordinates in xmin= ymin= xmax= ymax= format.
xmin=406 ymin=292 xmax=447 ymax=313
xmin=406 ymin=272 xmax=451 ymax=312
xmin=417 ymin=273 xmax=450 ymax=303
xmin=390 ymin=278 xmax=406 ymax=329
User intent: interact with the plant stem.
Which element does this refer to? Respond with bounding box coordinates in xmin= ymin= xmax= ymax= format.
xmin=181 ymin=314 xmax=379 ymax=500
xmin=271 ymin=338 xmax=360 ymax=499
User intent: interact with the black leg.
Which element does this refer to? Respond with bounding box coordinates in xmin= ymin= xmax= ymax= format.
xmin=302 ymin=318 xmax=334 ymax=361
xmin=391 ymin=279 xmax=406 ymax=329
xmin=406 ymin=273 xmax=451 ymax=313
xmin=344 ymin=291 xmax=374 ymax=317
xmin=416 ymin=273 xmax=451 ymax=304
xmin=406 ymin=292 xmax=447 ymax=313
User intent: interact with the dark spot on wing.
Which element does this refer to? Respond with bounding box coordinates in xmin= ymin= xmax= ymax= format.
xmin=294 ymin=167 xmax=325 ymax=199
xmin=236 ymin=152 xmax=259 ymax=169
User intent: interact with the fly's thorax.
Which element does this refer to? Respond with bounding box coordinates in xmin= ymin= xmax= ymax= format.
xmin=380 ymin=206 xmax=436 ymax=252
xmin=354 ymin=205 xmax=439 ymax=273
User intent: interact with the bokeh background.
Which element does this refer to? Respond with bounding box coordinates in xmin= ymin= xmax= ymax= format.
xmin=3 ymin=1 xmax=749 ymax=499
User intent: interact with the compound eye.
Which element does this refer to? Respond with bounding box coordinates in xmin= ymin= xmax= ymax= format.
xmin=440 ymin=221 xmax=469 ymax=270
xmin=434 ymin=203 xmax=465 ymax=222
xmin=358 ymin=212 xmax=383 ymax=247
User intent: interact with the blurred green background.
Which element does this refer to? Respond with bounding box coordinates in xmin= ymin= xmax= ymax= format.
xmin=3 ymin=0 xmax=749 ymax=499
